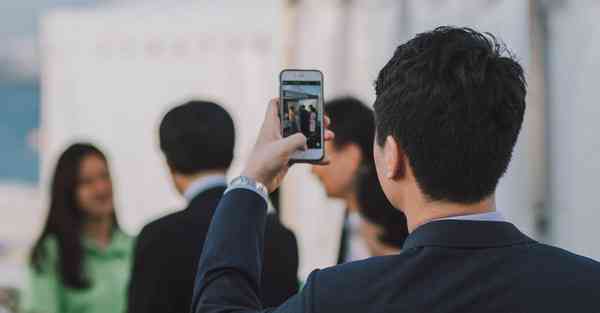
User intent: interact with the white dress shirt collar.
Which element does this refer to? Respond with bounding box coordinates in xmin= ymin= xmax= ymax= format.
xmin=183 ymin=174 xmax=227 ymax=202
xmin=433 ymin=211 xmax=505 ymax=222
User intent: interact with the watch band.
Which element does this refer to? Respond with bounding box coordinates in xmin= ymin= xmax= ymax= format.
xmin=225 ymin=176 xmax=269 ymax=203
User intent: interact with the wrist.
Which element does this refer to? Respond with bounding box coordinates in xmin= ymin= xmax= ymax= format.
xmin=227 ymin=175 xmax=269 ymax=202
xmin=240 ymin=169 xmax=268 ymax=189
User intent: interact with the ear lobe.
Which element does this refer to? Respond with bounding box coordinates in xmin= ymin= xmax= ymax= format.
xmin=384 ymin=136 xmax=404 ymax=180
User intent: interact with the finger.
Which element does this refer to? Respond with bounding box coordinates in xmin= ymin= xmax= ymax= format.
xmin=260 ymin=98 xmax=282 ymax=139
xmin=315 ymin=155 xmax=331 ymax=165
xmin=324 ymin=115 xmax=331 ymax=128
xmin=266 ymin=98 xmax=279 ymax=119
xmin=277 ymin=132 xmax=307 ymax=156
xmin=324 ymin=129 xmax=335 ymax=141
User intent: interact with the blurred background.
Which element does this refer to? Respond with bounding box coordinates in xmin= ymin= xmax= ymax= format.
xmin=1 ymin=0 xmax=599 ymax=305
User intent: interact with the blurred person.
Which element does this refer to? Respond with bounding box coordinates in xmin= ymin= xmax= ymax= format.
xmin=356 ymin=165 xmax=408 ymax=256
xmin=311 ymin=97 xmax=373 ymax=263
xmin=299 ymin=104 xmax=310 ymax=136
xmin=308 ymin=105 xmax=317 ymax=133
xmin=286 ymin=105 xmax=297 ymax=135
xmin=191 ymin=27 xmax=600 ymax=313
xmin=127 ymin=100 xmax=299 ymax=313
xmin=25 ymin=143 xmax=133 ymax=313
xmin=307 ymin=105 xmax=319 ymax=147
xmin=290 ymin=105 xmax=300 ymax=133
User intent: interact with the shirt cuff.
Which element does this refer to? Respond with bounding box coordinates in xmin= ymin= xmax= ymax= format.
xmin=225 ymin=186 xmax=270 ymax=206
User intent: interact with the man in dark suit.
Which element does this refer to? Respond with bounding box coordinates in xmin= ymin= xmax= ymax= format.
xmin=127 ymin=101 xmax=299 ymax=313
xmin=191 ymin=27 xmax=600 ymax=313
xmin=298 ymin=104 xmax=310 ymax=137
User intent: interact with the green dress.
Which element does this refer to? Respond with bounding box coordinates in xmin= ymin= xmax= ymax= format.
xmin=24 ymin=230 xmax=134 ymax=313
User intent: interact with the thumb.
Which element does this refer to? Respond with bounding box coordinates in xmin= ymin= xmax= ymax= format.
xmin=276 ymin=133 xmax=307 ymax=157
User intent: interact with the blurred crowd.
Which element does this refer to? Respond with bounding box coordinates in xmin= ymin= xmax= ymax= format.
xmin=20 ymin=95 xmax=406 ymax=313
xmin=5 ymin=24 xmax=600 ymax=313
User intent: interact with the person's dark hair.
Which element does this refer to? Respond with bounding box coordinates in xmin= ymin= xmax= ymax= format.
xmin=31 ymin=143 xmax=119 ymax=289
xmin=325 ymin=97 xmax=375 ymax=166
xmin=159 ymin=100 xmax=235 ymax=174
xmin=357 ymin=166 xmax=408 ymax=248
xmin=374 ymin=26 xmax=526 ymax=203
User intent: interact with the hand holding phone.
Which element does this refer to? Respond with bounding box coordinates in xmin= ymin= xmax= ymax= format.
xmin=242 ymin=99 xmax=334 ymax=192
xmin=279 ymin=69 xmax=325 ymax=163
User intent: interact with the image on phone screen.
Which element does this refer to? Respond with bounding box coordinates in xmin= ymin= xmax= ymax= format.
xmin=281 ymin=81 xmax=322 ymax=149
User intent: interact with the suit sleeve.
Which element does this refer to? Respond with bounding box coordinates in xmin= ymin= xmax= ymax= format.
xmin=127 ymin=226 xmax=168 ymax=313
xmin=191 ymin=189 xmax=317 ymax=313
xmin=261 ymin=218 xmax=300 ymax=307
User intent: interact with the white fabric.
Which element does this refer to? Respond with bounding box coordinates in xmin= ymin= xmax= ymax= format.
xmin=434 ymin=211 xmax=506 ymax=223
xmin=183 ymin=175 xmax=227 ymax=202
xmin=344 ymin=212 xmax=371 ymax=262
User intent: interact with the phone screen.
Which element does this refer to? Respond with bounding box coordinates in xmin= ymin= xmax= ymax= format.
xmin=281 ymin=80 xmax=323 ymax=150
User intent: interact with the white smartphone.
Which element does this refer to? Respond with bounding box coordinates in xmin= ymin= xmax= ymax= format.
xmin=279 ymin=69 xmax=325 ymax=163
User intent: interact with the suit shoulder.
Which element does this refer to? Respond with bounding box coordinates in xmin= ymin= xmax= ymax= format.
xmin=317 ymin=252 xmax=414 ymax=280
xmin=530 ymin=242 xmax=600 ymax=269
xmin=307 ymin=254 xmax=415 ymax=311
xmin=136 ymin=210 xmax=189 ymax=247
xmin=265 ymin=215 xmax=297 ymax=241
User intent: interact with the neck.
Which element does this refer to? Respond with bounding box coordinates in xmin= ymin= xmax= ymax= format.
xmin=83 ymin=215 xmax=113 ymax=249
xmin=405 ymin=195 xmax=496 ymax=232
xmin=175 ymin=169 xmax=227 ymax=194
xmin=345 ymin=192 xmax=361 ymax=214
xmin=373 ymin=244 xmax=401 ymax=257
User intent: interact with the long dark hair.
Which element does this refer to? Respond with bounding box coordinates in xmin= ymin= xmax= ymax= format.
xmin=357 ymin=165 xmax=408 ymax=249
xmin=31 ymin=143 xmax=119 ymax=289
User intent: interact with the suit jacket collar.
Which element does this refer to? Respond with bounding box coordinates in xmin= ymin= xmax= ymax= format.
xmin=402 ymin=220 xmax=535 ymax=250
xmin=183 ymin=175 xmax=227 ymax=201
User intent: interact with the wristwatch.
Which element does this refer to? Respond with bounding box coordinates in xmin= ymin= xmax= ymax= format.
xmin=226 ymin=176 xmax=269 ymax=202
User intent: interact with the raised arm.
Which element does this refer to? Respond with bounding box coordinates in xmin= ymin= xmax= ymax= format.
xmin=190 ymin=99 xmax=333 ymax=313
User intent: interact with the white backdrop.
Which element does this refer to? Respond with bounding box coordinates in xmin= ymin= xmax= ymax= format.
xmin=546 ymin=0 xmax=600 ymax=260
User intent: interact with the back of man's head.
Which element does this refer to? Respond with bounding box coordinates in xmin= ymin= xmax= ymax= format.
xmin=374 ymin=26 xmax=526 ymax=204
xmin=159 ymin=100 xmax=235 ymax=175
xmin=326 ymin=97 xmax=375 ymax=166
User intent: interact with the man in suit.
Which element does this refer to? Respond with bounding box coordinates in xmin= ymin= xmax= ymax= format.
xmin=127 ymin=101 xmax=299 ymax=313
xmin=298 ymin=104 xmax=310 ymax=136
xmin=191 ymin=27 xmax=600 ymax=313
xmin=311 ymin=97 xmax=374 ymax=263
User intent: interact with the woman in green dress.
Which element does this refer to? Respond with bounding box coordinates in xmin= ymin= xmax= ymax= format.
xmin=25 ymin=143 xmax=134 ymax=313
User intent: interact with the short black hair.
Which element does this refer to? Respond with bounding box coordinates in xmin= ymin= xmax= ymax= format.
xmin=325 ymin=97 xmax=375 ymax=166
xmin=374 ymin=26 xmax=526 ymax=203
xmin=357 ymin=166 xmax=408 ymax=249
xmin=159 ymin=100 xmax=235 ymax=174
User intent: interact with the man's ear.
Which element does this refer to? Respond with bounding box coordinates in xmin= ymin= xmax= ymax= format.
xmin=383 ymin=135 xmax=405 ymax=180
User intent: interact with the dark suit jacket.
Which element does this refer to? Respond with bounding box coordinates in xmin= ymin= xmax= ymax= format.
xmin=336 ymin=224 xmax=348 ymax=264
xmin=128 ymin=186 xmax=299 ymax=313
xmin=336 ymin=210 xmax=350 ymax=264
xmin=192 ymin=189 xmax=600 ymax=313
